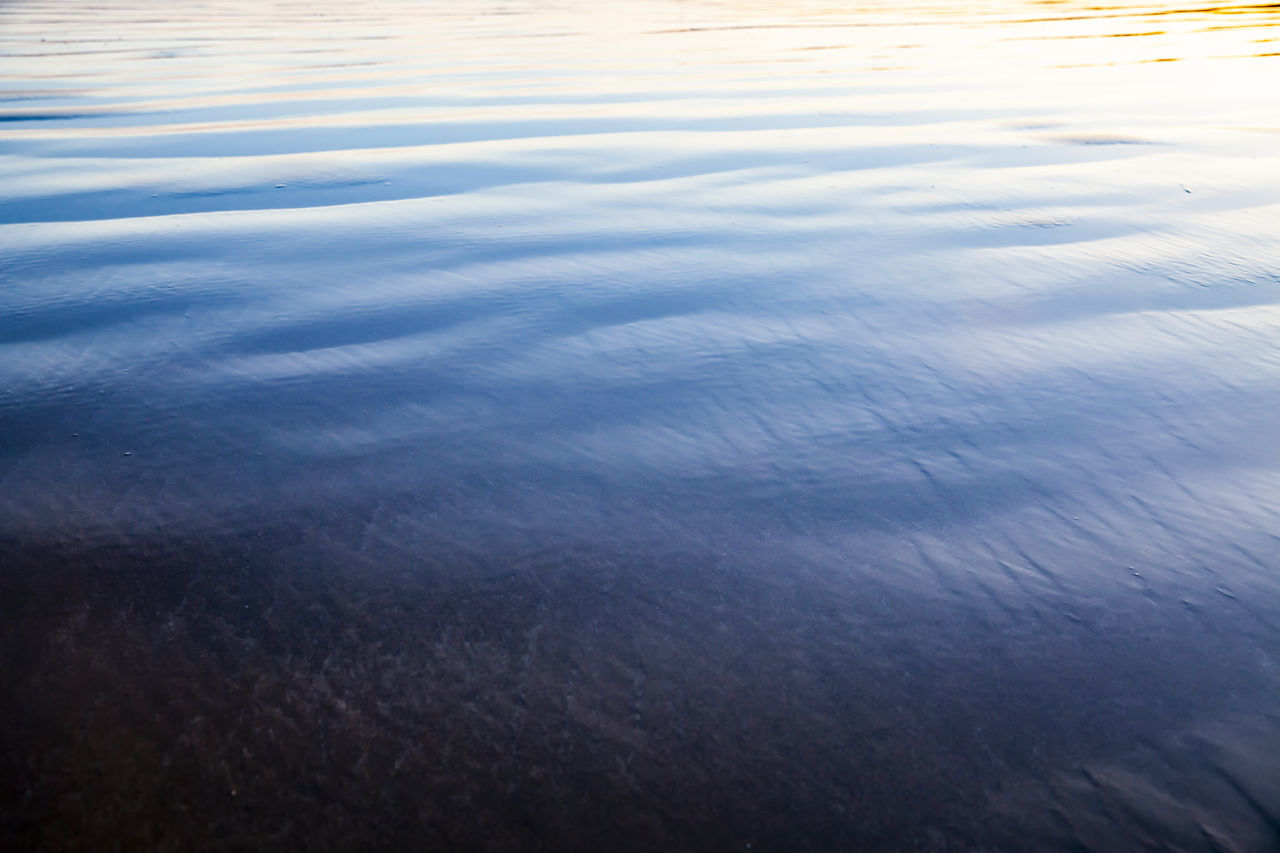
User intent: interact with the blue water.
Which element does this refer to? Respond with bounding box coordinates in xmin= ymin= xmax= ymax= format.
xmin=2 ymin=1 xmax=1279 ymax=848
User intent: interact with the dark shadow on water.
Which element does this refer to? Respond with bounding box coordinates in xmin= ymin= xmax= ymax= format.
xmin=3 ymin=515 xmax=1277 ymax=851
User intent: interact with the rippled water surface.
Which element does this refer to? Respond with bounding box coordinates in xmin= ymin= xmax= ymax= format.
xmin=3 ymin=1 xmax=1279 ymax=849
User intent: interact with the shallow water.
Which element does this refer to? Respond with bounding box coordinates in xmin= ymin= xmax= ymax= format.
xmin=2 ymin=0 xmax=1279 ymax=849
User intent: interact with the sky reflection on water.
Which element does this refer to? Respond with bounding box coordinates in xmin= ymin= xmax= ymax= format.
xmin=1 ymin=1 xmax=1279 ymax=849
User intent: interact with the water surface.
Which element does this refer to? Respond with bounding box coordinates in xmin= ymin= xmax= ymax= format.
xmin=2 ymin=1 xmax=1279 ymax=849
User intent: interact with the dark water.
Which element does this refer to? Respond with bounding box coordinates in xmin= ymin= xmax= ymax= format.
xmin=3 ymin=0 xmax=1280 ymax=849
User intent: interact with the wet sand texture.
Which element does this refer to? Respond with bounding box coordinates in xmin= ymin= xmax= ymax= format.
xmin=3 ymin=523 xmax=1278 ymax=851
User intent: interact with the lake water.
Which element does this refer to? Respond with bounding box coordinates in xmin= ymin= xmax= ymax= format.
xmin=2 ymin=0 xmax=1279 ymax=848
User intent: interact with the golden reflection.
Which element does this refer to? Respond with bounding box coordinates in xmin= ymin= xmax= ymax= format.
xmin=971 ymin=1 xmax=1279 ymax=67
xmin=627 ymin=0 xmax=1280 ymax=69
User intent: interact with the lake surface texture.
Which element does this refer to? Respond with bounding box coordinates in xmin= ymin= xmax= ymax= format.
xmin=2 ymin=0 xmax=1279 ymax=849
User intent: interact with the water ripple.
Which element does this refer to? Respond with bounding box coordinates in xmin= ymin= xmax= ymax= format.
xmin=3 ymin=0 xmax=1280 ymax=849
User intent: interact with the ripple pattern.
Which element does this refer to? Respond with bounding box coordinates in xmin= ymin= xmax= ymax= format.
xmin=2 ymin=1 xmax=1280 ymax=849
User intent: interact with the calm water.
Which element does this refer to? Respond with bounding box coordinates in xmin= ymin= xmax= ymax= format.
xmin=2 ymin=0 xmax=1279 ymax=849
